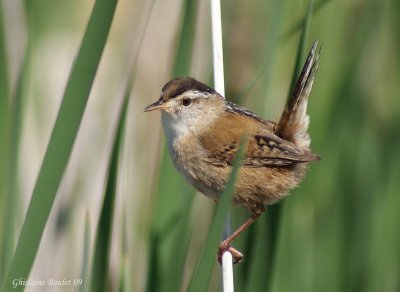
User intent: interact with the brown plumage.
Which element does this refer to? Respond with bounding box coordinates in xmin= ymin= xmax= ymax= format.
xmin=144 ymin=41 xmax=321 ymax=263
xmin=198 ymin=109 xmax=319 ymax=213
xmin=194 ymin=41 xmax=320 ymax=213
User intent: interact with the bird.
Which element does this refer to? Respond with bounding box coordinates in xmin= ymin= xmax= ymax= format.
xmin=143 ymin=41 xmax=320 ymax=263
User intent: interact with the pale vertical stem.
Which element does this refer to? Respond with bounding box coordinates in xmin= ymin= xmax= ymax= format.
xmin=210 ymin=0 xmax=234 ymax=291
xmin=210 ymin=0 xmax=225 ymax=96
xmin=222 ymin=252 xmax=234 ymax=291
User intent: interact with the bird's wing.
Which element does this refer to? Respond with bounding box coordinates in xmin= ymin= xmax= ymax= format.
xmin=242 ymin=133 xmax=319 ymax=167
xmin=199 ymin=113 xmax=319 ymax=167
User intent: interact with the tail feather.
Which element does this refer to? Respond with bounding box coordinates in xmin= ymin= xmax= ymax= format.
xmin=276 ymin=40 xmax=320 ymax=149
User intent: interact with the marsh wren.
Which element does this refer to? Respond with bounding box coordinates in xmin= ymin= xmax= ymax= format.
xmin=144 ymin=41 xmax=320 ymax=263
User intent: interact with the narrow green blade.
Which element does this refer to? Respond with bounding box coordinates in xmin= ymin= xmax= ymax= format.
xmin=188 ymin=138 xmax=247 ymax=292
xmin=0 ymin=1 xmax=10 ymax=283
xmin=289 ymin=0 xmax=314 ymax=94
xmin=0 ymin=0 xmax=118 ymax=290
xmin=280 ymin=0 xmax=331 ymax=43
xmin=89 ymin=79 xmax=129 ymax=292
xmin=0 ymin=57 xmax=26 ymax=285
xmin=268 ymin=1 xmax=314 ymax=291
xmin=79 ymin=213 xmax=91 ymax=292
xmin=118 ymin=208 xmax=130 ymax=292
xmin=239 ymin=0 xmax=315 ymax=290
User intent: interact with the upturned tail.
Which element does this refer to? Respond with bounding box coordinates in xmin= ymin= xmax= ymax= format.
xmin=276 ymin=41 xmax=320 ymax=150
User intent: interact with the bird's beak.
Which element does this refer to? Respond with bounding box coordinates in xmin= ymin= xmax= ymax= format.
xmin=143 ymin=99 xmax=167 ymax=112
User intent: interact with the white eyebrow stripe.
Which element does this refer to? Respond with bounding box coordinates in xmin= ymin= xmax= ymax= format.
xmin=183 ymin=90 xmax=212 ymax=99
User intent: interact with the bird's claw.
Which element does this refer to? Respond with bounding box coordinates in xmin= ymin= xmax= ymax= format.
xmin=218 ymin=240 xmax=244 ymax=264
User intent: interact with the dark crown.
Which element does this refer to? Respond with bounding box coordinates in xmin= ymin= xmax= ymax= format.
xmin=161 ymin=77 xmax=217 ymax=101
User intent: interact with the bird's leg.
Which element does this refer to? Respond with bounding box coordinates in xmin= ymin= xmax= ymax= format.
xmin=218 ymin=208 xmax=264 ymax=264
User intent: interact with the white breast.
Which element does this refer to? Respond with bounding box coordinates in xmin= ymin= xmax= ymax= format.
xmin=160 ymin=111 xmax=221 ymax=200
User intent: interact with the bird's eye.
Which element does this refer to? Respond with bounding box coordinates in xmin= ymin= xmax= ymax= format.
xmin=182 ymin=98 xmax=192 ymax=106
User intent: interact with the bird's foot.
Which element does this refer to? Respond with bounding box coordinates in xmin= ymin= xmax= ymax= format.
xmin=218 ymin=240 xmax=244 ymax=264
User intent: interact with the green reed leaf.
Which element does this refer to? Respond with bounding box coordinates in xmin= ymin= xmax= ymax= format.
xmin=188 ymin=137 xmax=247 ymax=292
xmin=0 ymin=0 xmax=118 ymax=291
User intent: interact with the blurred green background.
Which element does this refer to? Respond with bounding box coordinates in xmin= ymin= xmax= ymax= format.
xmin=1 ymin=0 xmax=400 ymax=291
